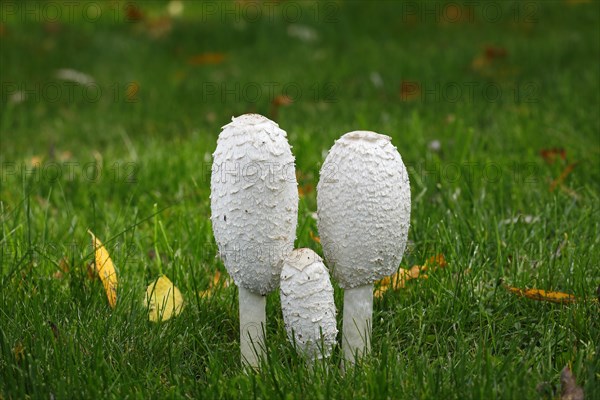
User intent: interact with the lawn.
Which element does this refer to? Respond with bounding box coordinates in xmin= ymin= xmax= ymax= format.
xmin=1 ymin=1 xmax=599 ymax=398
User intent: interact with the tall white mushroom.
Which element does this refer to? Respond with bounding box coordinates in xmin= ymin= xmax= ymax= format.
xmin=316 ymin=131 xmax=411 ymax=366
xmin=210 ymin=114 xmax=298 ymax=368
xmin=280 ymin=248 xmax=337 ymax=361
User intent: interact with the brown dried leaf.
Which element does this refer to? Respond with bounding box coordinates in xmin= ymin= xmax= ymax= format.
xmin=400 ymin=81 xmax=420 ymax=101
xmin=550 ymin=163 xmax=577 ymax=192
xmin=540 ymin=148 xmax=566 ymax=164
xmin=187 ymin=53 xmax=226 ymax=66
xmin=124 ymin=3 xmax=144 ymax=22
xmin=298 ymin=181 xmax=314 ymax=197
xmin=270 ymin=95 xmax=294 ymax=119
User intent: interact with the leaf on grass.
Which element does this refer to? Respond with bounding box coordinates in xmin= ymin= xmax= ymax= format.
xmin=270 ymin=94 xmax=293 ymax=120
xmin=53 ymin=257 xmax=70 ymax=279
xmin=540 ymin=148 xmax=566 ymax=164
xmin=298 ymin=183 xmax=313 ymax=197
xmin=187 ymin=53 xmax=226 ymax=66
xmin=375 ymin=254 xmax=446 ymax=298
xmin=145 ymin=16 xmax=173 ymax=39
xmin=400 ymin=80 xmax=420 ymax=101
xmin=125 ymin=81 xmax=140 ymax=102
xmin=550 ymin=163 xmax=577 ymax=192
xmin=124 ymin=3 xmax=144 ymax=22
xmin=470 ymin=46 xmax=516 ymax=78
xmin=145 ymin=275 xmax=184 ymax=321
xmin=504 ymin=285 xmax=577 ymax=304
xmin=13 ymin=342 xmax=25 ymax=363
xmin=309 ymin=230 xmax=321 ymax=244
xmin=560 ymin=366 xmax=584 ymax=400
xmin=199 ymin=270 xmax=231 ymax=298
xmin=88 ymin=230 xmax=118 ymax=309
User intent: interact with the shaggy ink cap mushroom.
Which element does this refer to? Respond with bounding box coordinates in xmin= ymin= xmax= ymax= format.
xmin=210 ymin=114 xmax=299 ymax=368
xmin=316 ymin=130 xmax=411 ymax=365
xmin=280 ymin=248 xmax=338 ymax=360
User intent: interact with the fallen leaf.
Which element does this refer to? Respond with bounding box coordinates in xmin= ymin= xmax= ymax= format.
xmin=199 ymin=270 xmax=231 ymax=299
xmin=540 ymin=148 xmax=566 ymax=164
xmin=124 ymin=3 xmax=144 ymax=22
xmin=13 ymin=342 xmax=25 ymax=363
xmin=560 ymin=366 xmax=584 ymax=400
xmin=298 ymin=183 xmax=313 ymax=197
xmin=88 ymin=230 xmax=118 ymax=309
xmin=52 ymin=257 xmax=70 ymax=279
xmin=375 ymin=253 xmax=446 ymax=298
xmin=470 ymin=46 xmax=514 ymax=78
xmin=550 ymin=163 xmax=577 ymax=192
xmin=309 ymin=230 xmax=320 ymax=244
xmin=27 ymin=155 xmax=43 ymax=168
xmin=125 ymin=82 xmax=140 ymax=102
xmin=146 ymin=16 xmax=172 ymax=39
xmin=145 ymin=275 xmax=184 ymax=321
xmin=504 ymin=285 xmax=576 ymax=304
xmin=424 ymin=253 xmax=447 ymax=269
xmin=400 ymin=80 xmax=420 ymax=101
xmin=270 ymin=94 xmax=293 ymax=120
xmin=187 ymin=53 xmax=226 ymax=66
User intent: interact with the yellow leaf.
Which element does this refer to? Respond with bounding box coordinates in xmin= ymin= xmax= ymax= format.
xmin=505 ymin=285 xmax=577 ymax=304
xmin=374 ymin=253 xmax=447 ymax=298
xmin=145 ymin=275 xmax=184 ymax=321
xmin=88 ymin=230 xmax=118 ymax=309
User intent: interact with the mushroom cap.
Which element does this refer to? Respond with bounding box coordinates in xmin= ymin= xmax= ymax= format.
xmin=280 ymin=248 xmax=338 ymax=359
xmin=210 ymin=114 xmax=298 ymax=295
xmin=316 ymin=131 xmax=411 ymax=288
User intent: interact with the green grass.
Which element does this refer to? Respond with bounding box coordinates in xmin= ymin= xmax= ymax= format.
xmin=1 ymin=1 xmax=599 ymax=398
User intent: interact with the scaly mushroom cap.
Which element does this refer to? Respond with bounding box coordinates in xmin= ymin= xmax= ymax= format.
xmin=280 ymin=248 xmax=338 ymax=359
xmin=317 ymin=131 xmax=411 ymax=288
xmin=211 ymin=114 xmax=298 ymax=295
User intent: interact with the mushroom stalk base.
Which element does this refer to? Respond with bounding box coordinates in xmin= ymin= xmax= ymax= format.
xmin=342 ymin=284 xmax=373 ymax=366
xmin=239 ymin=286 xmax=266 ymax=369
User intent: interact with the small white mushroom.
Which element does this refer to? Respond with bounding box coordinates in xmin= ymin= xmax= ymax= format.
xmin=316 ymin=131 xmax=411 ymax=366
xmin=210 ymin=114 xmax=298 ymax=368
xmin=280 ymin=248 xmax=338 ymax=360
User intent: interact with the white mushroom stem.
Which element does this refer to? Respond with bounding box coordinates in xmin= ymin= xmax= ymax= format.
xmin=238 ymin=286 xmax=266 ymax=368
xmin=342 ymin=284 xmax=373 ymax=365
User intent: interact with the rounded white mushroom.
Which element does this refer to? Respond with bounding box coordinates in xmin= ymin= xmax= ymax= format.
xmin=316 ymin=131 xmax=411 ymax=365
xmin=280 ymin=248 xmax=338 ymax=360
xmin=210 ymin=114 xmax=298 ymax=368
